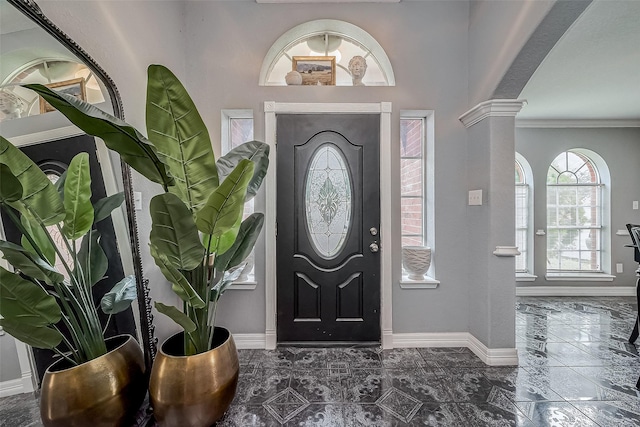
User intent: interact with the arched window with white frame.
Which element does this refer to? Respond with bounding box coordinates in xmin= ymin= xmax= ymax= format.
xmin=546 ymin=150 xmax=608 ymax=273
xmin=515 ymin=153 xmax=533 ymax=278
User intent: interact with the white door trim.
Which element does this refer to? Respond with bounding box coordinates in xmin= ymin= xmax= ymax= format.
xmin=264 ymin=102 xmax=393 ymax=349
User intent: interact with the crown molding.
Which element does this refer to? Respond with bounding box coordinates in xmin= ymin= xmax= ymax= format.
xmin=516 ymin=118 xmax=640 ymax=128
xmin=459 ymin=99 xmax=527 ymax=128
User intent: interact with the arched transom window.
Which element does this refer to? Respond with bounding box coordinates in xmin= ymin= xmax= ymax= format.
xmin=546 ymin=150 xmax=602 ymax=272
xmin=260 ymin=19 xmax=395 ymax=86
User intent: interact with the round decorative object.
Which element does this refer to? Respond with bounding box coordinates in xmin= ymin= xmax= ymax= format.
xmin=402 ymin=246 xmax=432 ymax=280
xmin=285 ymin=70 xmax=303 ymax=85
xmin=150 ymin=328 xmax=239 ymax=427
xmin=40 ymin=335 xmax=146 ymax=427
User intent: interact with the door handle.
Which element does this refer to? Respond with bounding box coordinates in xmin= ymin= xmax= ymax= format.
xmin=369 ymin=242 xmax=379 ymax=253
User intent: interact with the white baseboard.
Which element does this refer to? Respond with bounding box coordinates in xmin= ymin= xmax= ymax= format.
xmin=392 ymin=332 xmax=518 ymax=366
xmin=0 ymin=378 xmax=27 ymax=398
xmin=467 ymin=334 xmax=519 ymax=366
xmin=516 ymin=286 xmax=635 ymax=296
xmin=233 ymin=333 xmax=267 ymax=349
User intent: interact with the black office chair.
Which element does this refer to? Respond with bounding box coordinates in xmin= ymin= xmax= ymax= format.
xmin=627 ymin=224 xmax=640 ymax=344
xmin=626 ymin=224 xmax=640 ymax=389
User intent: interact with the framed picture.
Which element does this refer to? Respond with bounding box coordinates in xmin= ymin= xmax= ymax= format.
xmin=292 ymin=56 xmax=336 ymax=86
xmin=39 ymin=78 xmax=87 ymax=113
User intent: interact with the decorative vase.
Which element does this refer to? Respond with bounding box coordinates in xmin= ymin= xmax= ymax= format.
xmin=402 ymin=246 xmax=432 ymax=280
xmin=285 ymin=70 xmax=302 ymax=85
xmin=40 ymin=335 xmax=146 ymax=427
xmin=149 ymin=327 xmax=239 ymax=427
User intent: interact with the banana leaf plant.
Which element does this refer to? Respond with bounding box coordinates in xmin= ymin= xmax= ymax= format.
xmin=0 ymin=137 xmax=136 ymax=365
xmin=27 ymin=65 xmax=269 ymax=356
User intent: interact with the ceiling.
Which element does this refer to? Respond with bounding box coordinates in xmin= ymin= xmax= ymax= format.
xmin=517 ymin=0 xmax=640 ymax=122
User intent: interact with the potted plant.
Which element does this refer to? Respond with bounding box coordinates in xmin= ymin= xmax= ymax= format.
xmin=0 ymin=137 xmax=145 ymax=427
xmin=27 ymin=64 xmax=269 ymax=426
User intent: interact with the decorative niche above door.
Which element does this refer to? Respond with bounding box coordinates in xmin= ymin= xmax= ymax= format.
xmin=259 ymin=19 xmax=395 ymax=87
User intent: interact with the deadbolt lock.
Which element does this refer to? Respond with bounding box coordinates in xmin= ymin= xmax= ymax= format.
xmin=370 ymin=227 xmax=378 ymax=236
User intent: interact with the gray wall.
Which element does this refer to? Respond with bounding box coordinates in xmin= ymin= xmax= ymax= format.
xmin=0 ymin=335 xmax=21 ymax=382
xmin=516 ymin=127 xmax=640 ymax=286
xmin=183 ymin=0 xmax=471 ymax=335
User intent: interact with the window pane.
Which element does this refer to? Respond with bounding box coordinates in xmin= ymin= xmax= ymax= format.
xmin=402 ymin=235 xmax=423 ymax=247
xmin=305 ymin=145 xmax=352 ymax=259
xmin=401 ymin=197 xmax=422 ymax=237
xmin=230 ymin=118 xmax=254 ymax=148
xmin=400 ymin=119 xmax=422 ymax=157
xmin=401 ymin=159 xmax=422 ymax=196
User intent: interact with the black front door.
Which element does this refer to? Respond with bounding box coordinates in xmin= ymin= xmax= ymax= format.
xmin=1 ymin=135 xmax=136 ymax=384
xmin=277 ymin=114 xmax=380 ymax=342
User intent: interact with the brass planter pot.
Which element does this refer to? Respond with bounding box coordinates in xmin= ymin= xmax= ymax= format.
xmin=150 ymin=328 xmax=239 ymax=427
xmin=40 ymin=334 xmax=146 ymax=427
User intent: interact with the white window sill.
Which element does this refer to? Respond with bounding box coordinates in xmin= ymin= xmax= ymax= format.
xmin=228 ymin=280 xmax=258 ymax=290
xmin=400 ymin=276 xmax=440 ymax=289
xmin=516 ymin=273 xmax=537 ymax=282
xmin=545 ymin=273 xmax=615 ymax=282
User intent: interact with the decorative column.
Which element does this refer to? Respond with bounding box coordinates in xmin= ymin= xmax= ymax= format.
xmin=459 ymin=99 xmax=525 ymax=365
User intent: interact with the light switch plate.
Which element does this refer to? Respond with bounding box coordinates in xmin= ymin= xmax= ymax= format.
xmin=616 ymin=263 xmax=623 ymax=273
xmin=468 ymin=189 xmax=482 ymax=206
xmin=633 ymin=201 xmax=638 ymax=210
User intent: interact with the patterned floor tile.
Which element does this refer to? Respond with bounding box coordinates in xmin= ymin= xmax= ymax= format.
xmin=234 ymin=368 xmax=292 ymax=405
xmin=524 ymin=367 xmax=605 ymax=401
xmin=440 ymin=368 xmax=499 ymax=402
xmin=384 ymin=368 xmax=452 ymax=402
xmin=455 ymin=402 xmax=535 ymax=426
xmin=2 ymin=296 xmax=638 ymax=427
xmin=380 ymin=348 xmax=424 ymax=368
xmin=516 ymin=401 xmax=600 ymax=427
xmin=568 ymin=401 xmax=640 ymax=427
xmin=375 ymin=387 xmax=423 ymax=422
xmin=284 ymin=404 xmax=344 ymax=426
xmin=342 ymin=368 xmax=391 ymax=403
xmin=262 ymin=387 xmax=310 ymax=423
xmin=216 ymin=405 xmax=280 ymax=426
xmin=290 ymin=370 xmax=343 ymax=402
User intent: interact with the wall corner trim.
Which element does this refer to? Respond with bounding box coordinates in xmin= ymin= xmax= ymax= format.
xmin=392 ymin=332 xmax=518 ymax=366
xmin=459 ymin=99 xmax=527 ymax=128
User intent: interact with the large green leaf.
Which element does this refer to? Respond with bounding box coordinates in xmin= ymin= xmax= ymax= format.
xmin=201 ymin=210 xmax=242 ymax=256
xmin=217 ymin=141 xmax=270 ymax=202
xmin=195 ymin=159 xmax=254 ymax=239
xmin=0 ymin=241 xmax=63 ymax=285
xmin=76 ymin=230 xmax=107 ymax=287
xmin=149 ymin=193 xmax=203 ymax=271
xmin=93 ymin=192 xmax=125 ymax=224
xmin=0 ymin=318 xmax=63 ymax=350
xmin=20 ymin=213 xmax=56 ymax=266
xmin=0 ymin=266 xmax=61 ymax=325
xmin=214 ymin=213 xmax=264 ymax=272
xmin=150 ymin=244 xmax=205 ymax=309
xmin=0 ymin=137 xmax=64 ymax=226
xmin=155 ymin=302 xmax=196 ymax=333
xmin=100 ymin=276 xmax=137 ymax=315
xmin=62 ymin=153 xmax=94 ymax=240
xmin=23 ymin=84 xmax=172 ymax=187
xmin=146 ymin=65 xmax=218 ymax=213
xmin=0 ymin=163 xmax=22 ymax=203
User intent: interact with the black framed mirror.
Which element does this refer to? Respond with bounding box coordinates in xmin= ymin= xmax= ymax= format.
xmin=1 ymin=0 xmax=156 ymax=379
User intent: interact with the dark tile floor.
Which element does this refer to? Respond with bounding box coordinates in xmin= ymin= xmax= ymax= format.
xmin=1 ymin=296 xmax=639 ymax=426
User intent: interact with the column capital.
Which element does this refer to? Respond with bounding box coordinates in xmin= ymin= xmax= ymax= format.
xmin=459 ymin=99 xmax=527 ymax=128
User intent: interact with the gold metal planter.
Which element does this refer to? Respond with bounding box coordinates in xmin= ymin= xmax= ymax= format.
xmin=149 ymin=328 xmax=239 ymax=427
xmin=40 ymin=334 xmax=146 ymax=427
